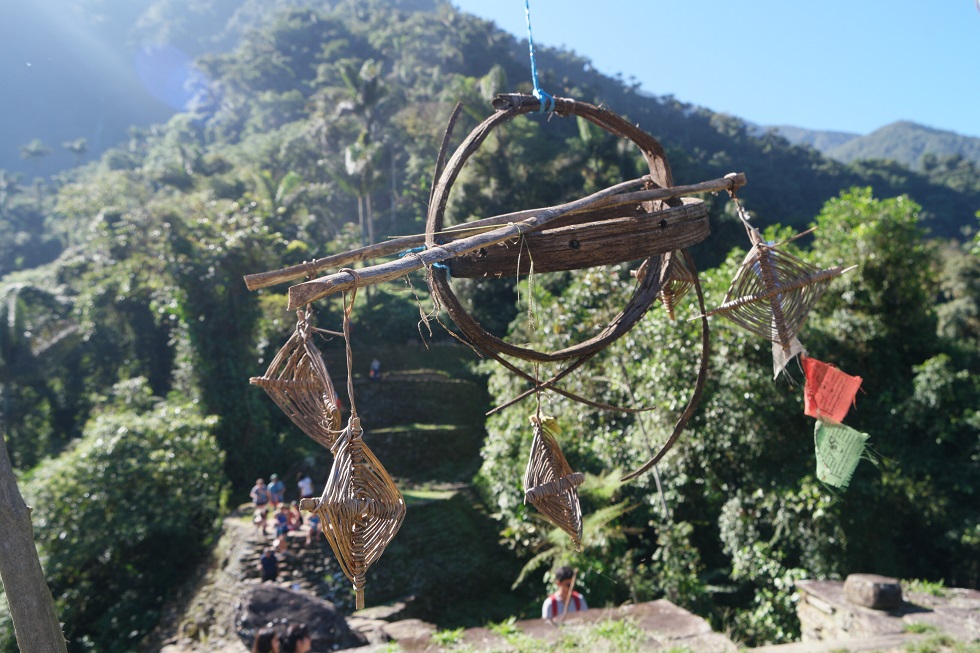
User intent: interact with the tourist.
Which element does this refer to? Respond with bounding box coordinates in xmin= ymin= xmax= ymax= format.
xmin=369 ymin=357 xmax=381 ymax=382
xmin=296 ymin=471 xmax=315 ymax=500
xmin=268 ymin=473 xmax=286 ymax=507
xmin=250 ymin=478 xmax=269 ymax=510
xmin=306 ymin=512 xmax=321 ymax=546
xmin=251 ymin=626 xmax=279 ymax=653
xmin=288 ymin=502 xmax=303 ymax=531
xmin=274 ymin=504 xmax=291 ymax=537
xmin=541 ymin=566 xmax=587 ymax=620
xmin=280 ymin=623 xmax=312 ymax=653
xmin=253 ymin=507 xmax=269 ymax=536
xmin=259 ymin=547 xmax=278 ymax=583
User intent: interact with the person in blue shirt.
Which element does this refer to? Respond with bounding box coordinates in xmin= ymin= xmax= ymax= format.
xmin=268 ymin=474 xmax=286 ymax=507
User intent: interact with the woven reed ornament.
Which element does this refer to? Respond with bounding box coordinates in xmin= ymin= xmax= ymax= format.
xmin=249 ymin=309 xmax=342 ymax=449
xmin=523 ymin=415 xmax=585 ymax=548
xmin=301 ymin=415 xmax=405 ymax=609
xmin=700 ymin=200 xmax=853 ymax=376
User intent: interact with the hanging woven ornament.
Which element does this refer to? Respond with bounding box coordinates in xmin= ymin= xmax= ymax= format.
xmin=658 ymin=251 xmax=696 ymax=321
xmin=304 ymin=415 xmax=405 ymax=609
xmin=299 ymin=276 xmax=405 ymax=610
xmin=523 ymin=415 xmax=585 ymax=548
xmin=814 ymin=420 xmax=873 ymax=491
xmin=699 ymin=197 xmax=853 ymax=375
xmin=249 ymin=307 xmax=342 ymax=449
xmin=802 ymin=356 xmax=862 ymax=424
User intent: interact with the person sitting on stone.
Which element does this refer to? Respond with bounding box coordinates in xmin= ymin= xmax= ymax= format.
xmin=305 ymin=512 xmax=321 ymax=546
xmin=541 ymin=566 xmax=588 ymax=621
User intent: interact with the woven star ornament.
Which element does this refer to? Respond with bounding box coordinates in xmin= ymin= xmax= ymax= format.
xmin=307 ymin=415 xmax=405 ymax=609
xmin=249 ymin=310 xmax=342 ymax=450
xmin=523 ymin=416 xmax=585 ymax=548
xmin=702 ymin=232 xmax=851 ymax=352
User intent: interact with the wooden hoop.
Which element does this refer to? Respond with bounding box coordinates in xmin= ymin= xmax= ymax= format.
xmin=425 ymin=94 xmax=679 ymax=363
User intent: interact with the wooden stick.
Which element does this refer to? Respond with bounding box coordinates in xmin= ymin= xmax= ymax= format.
xmin=244 ymin=173 xmax=747 ymax=291
xmin=287 ymin=176 xmax=649 ymax=309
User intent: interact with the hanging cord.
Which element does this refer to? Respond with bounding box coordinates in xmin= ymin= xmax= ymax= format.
xmin=525 ymin=0 xmax=555 ymax=112
xmin=339 ymin=268 xmax=360 ymax=419
xmin=615 ymin=356 xmax=670 ymax=520
xmin=622 ymin=251 xmax=710 ymax=482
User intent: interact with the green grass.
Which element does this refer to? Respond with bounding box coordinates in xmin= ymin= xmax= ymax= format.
xmin=400 ymin=487 xmax=458 ymax=506
xmin=903 ymin=578 xmax=950 ymax=598
xmin=905 ymin=633 xmax=980 ymax=653
xmin=369 ymin=423 xmax=464 ymax=434
xmin=905 ymin=623 xmax=940 ymax=634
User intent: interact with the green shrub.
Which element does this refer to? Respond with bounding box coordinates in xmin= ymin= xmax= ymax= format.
xmin=14 ymin=394 xmax=226 ymax=652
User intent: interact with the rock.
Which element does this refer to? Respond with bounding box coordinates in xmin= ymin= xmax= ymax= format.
xmin=844 ymin=574 xmax=903 ymax=610
xmin=235 ymin=584 xmax=368 ymax=651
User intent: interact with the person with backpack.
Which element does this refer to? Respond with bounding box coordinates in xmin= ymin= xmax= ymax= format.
xmin=541 ymin=566 xmax=588 ymax=620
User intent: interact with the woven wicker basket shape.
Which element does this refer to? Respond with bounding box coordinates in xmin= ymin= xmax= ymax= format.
xmin=711 ymin=242 xmax=844 ymax=349
xmin=310 ymin=416 xmax=405 ymax=610
xmin=249 ymin=313 xmax=342 ymax=449
xmin=523 ymin=416 xmax=584 ymax=547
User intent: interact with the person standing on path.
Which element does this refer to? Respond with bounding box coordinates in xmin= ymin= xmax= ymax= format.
xmin=268 ymin=474 xmax=286 ymax=508
xmin=296 ymin=472 xmax=315 ymax=500
xmin=541 ymin=566 xmax=588 ymax=621
xmin=250 ymin=478 xmax=269 ymax=510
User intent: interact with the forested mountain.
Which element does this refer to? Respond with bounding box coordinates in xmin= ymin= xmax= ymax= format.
xmin=774 ymin=120 xmax=980 ymax=172
xmin=767 ymin=125 xmax=859 ymax=153
xmin=0 ymin=1 xmax=978 ymax=651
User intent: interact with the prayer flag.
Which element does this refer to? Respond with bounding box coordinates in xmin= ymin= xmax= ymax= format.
xmin=802 ymin=356 xmax=862 ymax=423
xmin=814 ymin=420 xmax=869 ymax=490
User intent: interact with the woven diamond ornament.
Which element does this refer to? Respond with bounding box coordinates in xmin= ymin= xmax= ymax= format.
xmin=302 ymin=415 xmax=405 ymax=609
xmin=523 ymin=416 xmax=585 ymax=548
xmin=701 ymin=233 xmax=851 ymax=352
xmin=250 ymin=310 xmax=342 ymax=449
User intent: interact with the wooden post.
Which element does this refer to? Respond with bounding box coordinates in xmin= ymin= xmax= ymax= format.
xmin=0 ymin=430 xmax=69 ymax=652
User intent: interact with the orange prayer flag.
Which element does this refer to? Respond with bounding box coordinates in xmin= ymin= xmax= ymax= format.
xmin=802 ymin=356 xmax=862 ymax=424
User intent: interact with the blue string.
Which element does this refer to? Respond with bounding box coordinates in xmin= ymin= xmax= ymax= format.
xmin=432 ymin=262 xmax=452 ymax=280
xmin=524 ymin=0 xmax=554 ymax=112
xmin=399 ymin=245 xmax=451 ymax=279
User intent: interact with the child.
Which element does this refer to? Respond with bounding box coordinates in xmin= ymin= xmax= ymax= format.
xmin=253 ymin=508 xmax=269 ymax=536
xmin=288 ymin=502 xmax=304 ymax=531
xmin=306 ymin=513 xmax=321 ymax=546
xmin=274 ymin=504 xmax=290 ymax=537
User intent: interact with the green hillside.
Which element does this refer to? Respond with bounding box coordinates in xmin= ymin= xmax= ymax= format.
xmin=0 ymin=1 xmax=978 ymax=651
xmin=829 ymin=121 xmax=980 ymax=169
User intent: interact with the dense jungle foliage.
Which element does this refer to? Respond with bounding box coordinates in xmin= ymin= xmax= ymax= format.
xmin=0 ymin=1 xmax=978 ymax=650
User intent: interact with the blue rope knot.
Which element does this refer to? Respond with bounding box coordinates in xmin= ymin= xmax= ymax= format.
xmin=525 ymin=0 xmax=554 ymax=113
xmin=398 ymin=246 xmax=426 ymax=258
xmin=534 ymin=88 xmax=555 ymax=113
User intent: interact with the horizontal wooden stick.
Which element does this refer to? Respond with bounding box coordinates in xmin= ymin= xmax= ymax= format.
xmin=244 ymin=172 xmax=746 ymax=291
xmin=287 ymin=175 xmax=652 ymax=309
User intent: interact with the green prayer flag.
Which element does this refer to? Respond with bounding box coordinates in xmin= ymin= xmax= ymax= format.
xmin=814 ymin=420 xmax=869 ymax=490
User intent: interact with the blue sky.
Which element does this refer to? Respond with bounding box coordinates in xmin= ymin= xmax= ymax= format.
xmin=452 ymin=1 xmax=980 ymax=138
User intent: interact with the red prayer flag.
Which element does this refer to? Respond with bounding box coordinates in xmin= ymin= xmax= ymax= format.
xmin=802 ymin=356 xmax=862 ymax=424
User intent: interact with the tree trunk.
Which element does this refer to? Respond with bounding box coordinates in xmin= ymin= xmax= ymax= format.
xmin=0 ymin=431 xmax=68 ymax=652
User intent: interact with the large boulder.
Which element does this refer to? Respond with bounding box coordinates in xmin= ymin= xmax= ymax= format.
xmin=235 ymin=584 xmax=367 ymax=651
